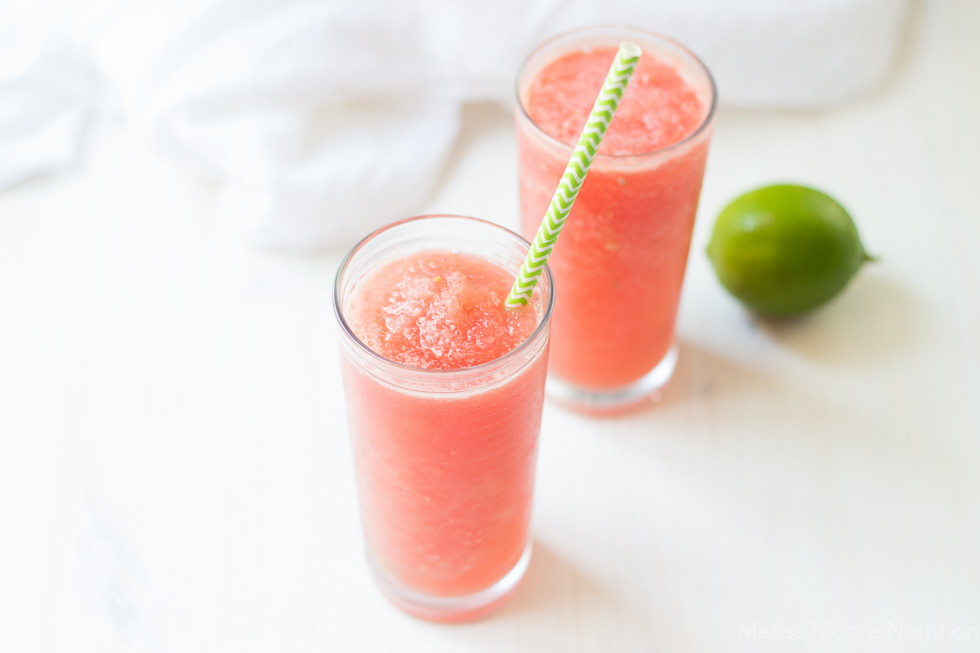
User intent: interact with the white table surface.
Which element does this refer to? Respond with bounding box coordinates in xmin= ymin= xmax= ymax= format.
xmin=2 ymin=2 xmax=979 ymax=651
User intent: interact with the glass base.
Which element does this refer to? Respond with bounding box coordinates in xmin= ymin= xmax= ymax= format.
xmin=367 ymin=541 xmax=533 ymax=623
xmin=546 ymin=343 xmax=679 ymax=416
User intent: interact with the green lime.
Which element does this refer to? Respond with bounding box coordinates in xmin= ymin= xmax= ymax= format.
xmin=706 ymin=184 xmax=873 ymax=317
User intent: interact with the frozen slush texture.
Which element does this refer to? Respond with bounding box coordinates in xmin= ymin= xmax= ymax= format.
xmin=525 ymin=46 xmax=703 ymax=155
xmin=348 ymin=252 xmax=538 ymax=370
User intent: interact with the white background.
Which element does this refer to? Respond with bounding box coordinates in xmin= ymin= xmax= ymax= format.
xmin=1 ymin=1 xmax=978 ymax=651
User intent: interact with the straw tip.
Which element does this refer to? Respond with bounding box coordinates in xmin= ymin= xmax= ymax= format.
xmin=620 ymin=42 xmax=642 ymax=59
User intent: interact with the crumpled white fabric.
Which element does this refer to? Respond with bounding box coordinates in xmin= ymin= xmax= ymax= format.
xmin=2 ymin=0 xmax=909 ymax=250
xmin=0 ymin=9 xmax=101 ymax=187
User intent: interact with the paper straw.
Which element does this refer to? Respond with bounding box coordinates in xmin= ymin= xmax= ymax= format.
xmin=506 ymin=42 xmax=642 ymax=307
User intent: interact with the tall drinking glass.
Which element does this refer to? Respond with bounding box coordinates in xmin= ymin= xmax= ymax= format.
xmin=333 ymin=216 xmax=555 ymax=622
xmin=516 ymin=27 xmax=716 ymax=414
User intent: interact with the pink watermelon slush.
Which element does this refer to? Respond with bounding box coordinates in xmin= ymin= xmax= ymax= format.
xmin=335 ymin=217 xmax=552 ymax=621
xmin=517 ymin=33 xmax=715 ymax=393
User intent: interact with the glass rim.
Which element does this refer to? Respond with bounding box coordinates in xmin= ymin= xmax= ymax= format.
xmin=515 ymin=26 xmax=718 ymax=160
xmin=332 ymin=214 xmax=556 ymax=378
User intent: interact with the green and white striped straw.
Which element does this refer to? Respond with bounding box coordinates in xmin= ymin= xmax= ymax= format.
xmin=507 ymin=42 xmax=642 ymax=307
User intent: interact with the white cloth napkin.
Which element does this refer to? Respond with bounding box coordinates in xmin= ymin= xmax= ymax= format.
xmin=1 ymin=0 xmax=909 ymax=250
xmin=0 ymin=11 xmax=101 ymax=187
